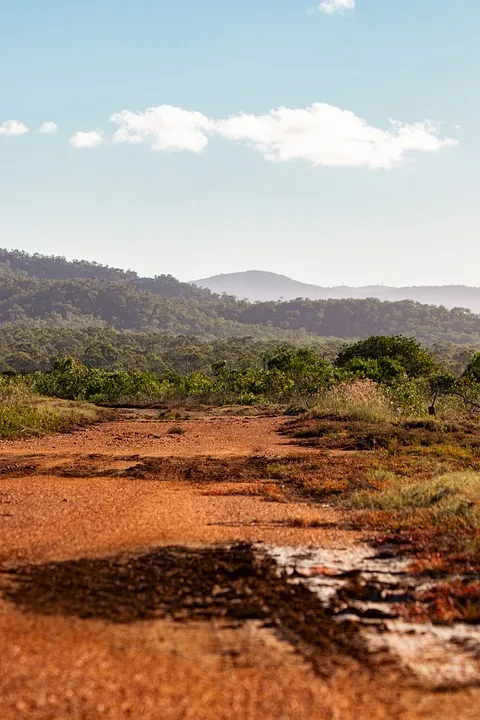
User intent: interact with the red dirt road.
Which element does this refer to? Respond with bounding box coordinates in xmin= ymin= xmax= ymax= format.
xmin=1 ymin=414 xmax=479 ymax=719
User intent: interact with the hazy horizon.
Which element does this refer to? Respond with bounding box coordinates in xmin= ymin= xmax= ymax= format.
xmin=192 ymin=270 xmax=480 ymax=291
xmin=4 ymin=245 xmax=480 ymax=291
xmin=1 ymin=1 xmax=478 ymax=286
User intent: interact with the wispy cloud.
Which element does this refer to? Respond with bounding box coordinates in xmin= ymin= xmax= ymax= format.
xmin=309 ymin=0 xmax=356 ymax=15
xmin=70 ymin=130 xmax=105 ymax=148
xmin=110 ymin=105 xmax=215 ymax=152
xmin=216 ymin=104 xmax=458 ymax=169
xmin=0 ymin=120 xmax=29 ymax=136
xmin=38 ymin=121 xmax=59 ymax=135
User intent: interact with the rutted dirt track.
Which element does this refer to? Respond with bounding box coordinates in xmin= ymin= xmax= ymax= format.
xmin=0 ymin=412 xmax=479 ymax=719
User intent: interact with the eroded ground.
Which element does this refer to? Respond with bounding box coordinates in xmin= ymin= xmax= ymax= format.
xmin=1 ymin=411 xmax=479 ymax=719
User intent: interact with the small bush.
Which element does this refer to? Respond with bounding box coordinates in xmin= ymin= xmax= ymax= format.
xmin=167 ymin=425 xmax=185 ymax=435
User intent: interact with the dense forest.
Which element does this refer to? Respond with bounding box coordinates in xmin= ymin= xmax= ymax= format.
xmin=1 ymin=249 xmax=480 ymax=373
xmin=0 ymin=321 xmax=345 ymax=374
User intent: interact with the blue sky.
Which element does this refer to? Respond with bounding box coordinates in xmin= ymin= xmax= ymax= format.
xmin=0 ymin=0 xmax=478 ymax=286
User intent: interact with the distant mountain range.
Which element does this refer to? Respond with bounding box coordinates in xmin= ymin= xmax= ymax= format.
xmin=193 ymin=271 xmax=480 ymax=313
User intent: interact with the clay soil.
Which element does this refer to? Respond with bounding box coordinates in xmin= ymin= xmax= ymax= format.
xmin=0 ymin=411 xmax=479 ymax=719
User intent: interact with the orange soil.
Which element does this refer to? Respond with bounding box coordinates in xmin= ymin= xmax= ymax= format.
xmin=0 ymin=415 xmax=308 ymax=459
xmin=0 ymin=413 xmax=478 ymax=719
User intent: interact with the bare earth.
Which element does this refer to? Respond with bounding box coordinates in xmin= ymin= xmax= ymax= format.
xmin=1 ymin=413 xmax=479 ymax=719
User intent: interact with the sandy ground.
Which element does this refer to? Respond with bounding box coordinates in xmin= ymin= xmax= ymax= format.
xmin=0 ymin=415 xmax=306 ymax=459
xmin=1 ymin=413 xmax=479 ymax=719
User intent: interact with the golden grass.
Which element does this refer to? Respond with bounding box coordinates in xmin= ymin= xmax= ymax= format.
xmin=311 ymin=379 xmax=395 ymax=423
xmin=347 ymin=471 xmax=480 ymax=528
xmin=408 ymin=444 xmax=474 ymax=459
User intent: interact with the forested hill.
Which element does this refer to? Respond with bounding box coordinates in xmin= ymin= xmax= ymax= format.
xmin=0 ymin=248 xmax=210 ymax=301
xmin=1 ymin=249 xmax=480 ymax=349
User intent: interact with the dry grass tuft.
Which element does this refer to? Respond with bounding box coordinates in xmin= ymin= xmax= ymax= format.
xmin=312 ymin=379 xmax=394 ymax=423
xmin=202 ymin=483 xmax=266 ymax=497
xmin=287 ymin=516 xmax=325 ymax=528
xmin=203 ymin=481 xmax=288 ymax=503
xmin=347 ymin=471 xmax=480 ymax=536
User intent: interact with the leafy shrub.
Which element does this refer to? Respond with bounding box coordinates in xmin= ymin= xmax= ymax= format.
xmin=386 ymin=377 xmax=429 ymax=417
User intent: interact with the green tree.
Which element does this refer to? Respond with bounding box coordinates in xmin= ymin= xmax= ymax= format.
xmin=262 ymin=346 xmax=332 ymax=398
xmin=335 ymin=336 xmax=439 ymax=379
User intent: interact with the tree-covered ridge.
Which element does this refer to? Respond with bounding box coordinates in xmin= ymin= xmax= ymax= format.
xmin=1 ymin=248 xmax=480 ymax=346
xmin=0 ymin=248 xmax=212 ymax=301
xmin=232 ymin=298 xmax=480 ymax=344
xmin=0 ymin=248 xmax=138 ymax=282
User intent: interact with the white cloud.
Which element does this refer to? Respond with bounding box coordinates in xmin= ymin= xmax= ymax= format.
xmin=38 ymin=121 xmax=59 ymax=134
xmin=215 ymin=103 xmax=458 ymax=169
xmin=0 ymin=120 xmax=29 ymax=136
xmin=64 ymin=102 xmax=458 ymax=170
xmin=110 ymin=105 xmax=215 ymax=152
xmin=309 ymin=0 xmax=356 ymax=15
xmin=70 ymin=131 xmax=105 ymax=148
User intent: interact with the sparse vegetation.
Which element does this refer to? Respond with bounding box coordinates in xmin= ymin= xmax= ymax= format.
xmin=0 ymin=376 xmax=107 ymax=438
xmin=405 ymin=580 xmax=480 ymax=625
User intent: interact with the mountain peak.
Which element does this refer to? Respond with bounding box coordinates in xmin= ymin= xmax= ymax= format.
xmin=193 ymin=271 xmax=480 ymax=311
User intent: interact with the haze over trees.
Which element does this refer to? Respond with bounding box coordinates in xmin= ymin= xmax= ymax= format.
xmin=0 ymin=248 xmax=480 ymax=374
